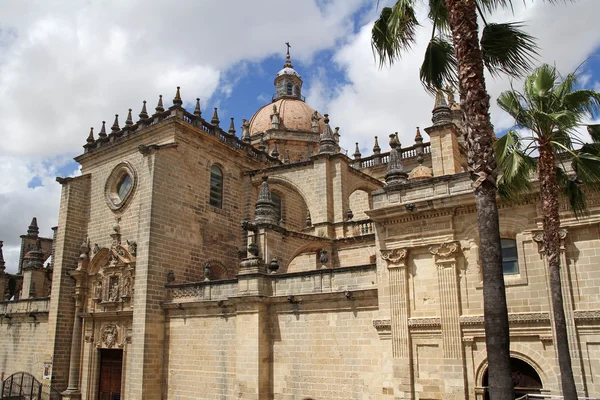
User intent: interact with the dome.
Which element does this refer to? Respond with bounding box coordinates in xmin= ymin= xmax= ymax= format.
xmin=249 ymin=98 xmax=325 ymax=135
xmin=277 ymin=67 xmax=301 ymax=78
xmin=408 ymin=164 xmax=433 ymax=180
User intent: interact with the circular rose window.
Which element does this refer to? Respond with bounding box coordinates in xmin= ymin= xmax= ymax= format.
xmin=105 ymin=162 xmax=137 ymax=211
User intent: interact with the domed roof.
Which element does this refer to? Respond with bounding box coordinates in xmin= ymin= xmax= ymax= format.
xmin=408 ymin=164 xmax=433 ymax=180
xmin=277 ymin=67 xmax=301 ymax=78
xmin=249 ymin=98 xmax=325 ymax=135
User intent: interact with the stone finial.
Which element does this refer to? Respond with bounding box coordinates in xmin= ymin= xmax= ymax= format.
xmin=194 ymin=98 xmax=202 ymax=117
xmin=415 ymin=127 xmax=424 ymax=164
xmin=98 ymin=121 xmax=107 ymax=141
xmin=284 ymin=42 xmax=293 ymax=69
xmin=241 ymin=118 xmax=250 ymax=142
xmin=271 ymin=141 xmax=280 ymax=158
xmin=432 ymin=89 xmax=452 ymax=125
xmin=111 ymin=114 xmax=120 ymax=133
xmin=173 ymin=86 xmax=183 ymax=106
xmin=385 ymin=133 xmax=408 ymax=186
xmin=155 ymin=95 xmax=165 ymax=113
xmin=125 ymin=109 xmax=134 ymax=126
xmin=254 ymin=175 xmax=278 ymax=225
xmin=353 ymin=142 xmax=361 ymax=159
xmin=258 ymin=135 xmax=266 ymax=152
xmin=228 ymin=117 xmax=236 ymax=135
xmin=86 ymin=127 xmax=95 ymax=144
xmin=28 ymin=217 xmax=39 ymax=237
xmin=305 ymin=210 xmax=312 ymax=227
xmin=319 ymin=114 xmax=338 ymax=154
xmin=211 ymin=107 xmax=220 ymax=127
xmin=23 ymin=238 xmax=44 ymax=270
xmin=284 ymin=150 xmax=291 ymax=163
xmin=0 ymin=240 xmax=6 ymax=273
xmin=139 ymin=100 xmax=149 ymax=120
xmin=415 ymin=126 xmax=423 ymax=142
xmin=373 ymin=136 xmax=381 ymax=155
xmin=334 ymin=127 xmax=340 ymax=144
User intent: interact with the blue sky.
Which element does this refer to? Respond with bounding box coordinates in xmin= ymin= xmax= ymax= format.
xmin=1 ymin=0 xmax=600 ymax=272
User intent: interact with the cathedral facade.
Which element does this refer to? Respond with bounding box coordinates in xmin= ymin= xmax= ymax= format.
xmin=1 ymin=50 xmax=600 ymax=400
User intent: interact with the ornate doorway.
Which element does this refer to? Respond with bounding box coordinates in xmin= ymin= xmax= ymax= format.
xmin=98 ymin=349 xmax=123 ymax=400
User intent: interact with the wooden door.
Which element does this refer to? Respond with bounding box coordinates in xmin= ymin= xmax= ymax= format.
xmin=99 ymin=349 xmax=123 ymax=400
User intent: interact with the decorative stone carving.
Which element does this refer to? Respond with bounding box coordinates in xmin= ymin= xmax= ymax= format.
xmin=380 ymin=248 xmax=408 ymax=266
xmin=319 ymin=249 xmax=329 ymax=268
xmin=126 ymin=240 xmax=137 ymax=257
xmin=460 ymin=312 xmax=550 ymax=326
xmin=172 ymin=286 xmax=202 ymax=299
xmin=373 ymin=319 xmax=391 ymax=339
xmin=532 ymin=228 xmax=568 ymax=254
xmin=102 ymin=324 xmax=118 ymax=348
xmin=122 ymin=276 xmax=132 ymax=298
xmin=408 ymin=317 xmax=442 ymax=328
xmin=108 ymin=278 xmax=119 ymax=302
xmin=429 ymin=241 xmax=461 ymax=263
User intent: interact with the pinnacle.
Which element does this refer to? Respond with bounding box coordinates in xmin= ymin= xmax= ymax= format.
xmin=194 ymin=98 xmax=202 ymax=117
xmin=155 ymin=95 xmax=165 ymax=113
xmin=111 ymin=114 xmax=120 ymax=132
xmin=173 ymin=86 xmax=183 ymax=106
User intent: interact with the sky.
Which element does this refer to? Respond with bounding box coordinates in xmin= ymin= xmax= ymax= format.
xmin=1 ymin=0 xmax=599 ymax=273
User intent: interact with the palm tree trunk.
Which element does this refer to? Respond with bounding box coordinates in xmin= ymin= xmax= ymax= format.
xmin=538 ymin=145 xmax=578 ymax=400
xmin=444 ymin=1 xmax=514 ymax=399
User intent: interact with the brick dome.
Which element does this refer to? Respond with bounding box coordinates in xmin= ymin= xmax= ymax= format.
xmin=248 ymin=98 xmax=325 ymax=135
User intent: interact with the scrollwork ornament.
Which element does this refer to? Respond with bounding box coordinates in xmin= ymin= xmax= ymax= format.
xmin=380 ymin=248 xmax=408 ymax=266
xmin=102 ymin=324 xmax=118 ymax=348
xmin=429 ymin=241 xmax=460 ymax=262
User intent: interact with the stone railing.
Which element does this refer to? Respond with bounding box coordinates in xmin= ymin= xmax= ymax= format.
xmin=355 ymin=142 xmax=430 ymax=169
xmin=167 ymin=279 xmax=238 ymax=302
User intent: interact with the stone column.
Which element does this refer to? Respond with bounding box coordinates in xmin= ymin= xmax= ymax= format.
xmin=380 ymin=248 xmax=413 ymax=398
xmin=429 ymin=241 xmax=466 ymax=400
xmin=533 ymin=229 xmax=586 ymax=396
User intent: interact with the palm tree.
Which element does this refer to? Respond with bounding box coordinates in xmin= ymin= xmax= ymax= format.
xmin=371 ymin=2 xmax=543 ymax=399
xmin=496 ymin=64 xmax=600 ymax=400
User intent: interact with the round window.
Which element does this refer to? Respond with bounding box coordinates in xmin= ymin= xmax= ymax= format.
xmin=105 ymin=162 xmax=137 ymax=211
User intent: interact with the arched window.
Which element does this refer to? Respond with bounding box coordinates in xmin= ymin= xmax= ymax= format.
xmin=501 ymin=238 xmax=519 ymax=275
xmin=209 ymin=165 xmax=223 ymax=208
xmin=271 ymin=192 xmax=282 ymax=222
xmin=286 ymin=83 xmax=293 ymax=95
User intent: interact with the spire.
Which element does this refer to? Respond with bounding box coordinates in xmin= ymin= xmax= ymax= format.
xmin=318 ymin=114 xmax=338 ymax=154
xmin=271 ymin=141 xmax=280 ymax=158
xmin=241 ymin=118 xmax=251 ymax=142
xmin=139 ymin=101 xmax=149 ymax=120
xmin=0 ymin=241 xmax=5 ymax=273
xmin=228 ymin=117 xmax=236 ymax=135
xmin=254 ymin=175 xmax=278 ymax=225
xmin=98 ymin=121 xmax=107 ymax=140
xmin=86 ymin=127 xmax=95 ymax=144
xmin=155 ymin=95 xmax=165 ymax=113
xmin=111 ymin=114 xmax=120 ymax=133
xmin=211 ymin=107 xmax=220 ymax=127
xmin=173 ymin=86 xmax=183 ymax=106
xmin=373 ymin=136 xmax=381 ymax=155
xmin=27 ymin=217 xmax=39 ymax=237
xmin=125 ymin=109 xmax=134 ymax=126
xmin=284 ymin=41 xmax=293 ymax=68
xmin=385 ymin=133 xmax=408 ymax=187
xmin=194 ymin=98 xmax=202 ymax=117
xmin=432 ymin=89 xmax=452 ymax=126
xmin=353 ymin=142 xmax=361 ymax=160
xmin=415 ymin=127 xmax=425 ymax=164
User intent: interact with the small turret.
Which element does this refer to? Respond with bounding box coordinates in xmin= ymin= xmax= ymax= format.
xmin=432 ymin=89 xmax=452 ymax=126
xmin=385 ymin=133 xmax=408 ymax=187
xmin=254 ymin=175 xmax=278 ymax=226
xmin=318 ymin=114 xmax=338 ymax=155
xmin=27 ymin=217 xmax=39 ymax=237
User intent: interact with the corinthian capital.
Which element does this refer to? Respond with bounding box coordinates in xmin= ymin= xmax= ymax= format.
xmin=429 ymin=241 xmax=461 ymax=263
xmin=380 ymin=248 xmax=408 ymax=268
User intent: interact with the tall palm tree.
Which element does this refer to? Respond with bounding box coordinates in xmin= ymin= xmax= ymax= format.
xmin=372 ymin=2 xmax=553 ymax=400
xmin=496 ymin=64 xmax=600 ymax=400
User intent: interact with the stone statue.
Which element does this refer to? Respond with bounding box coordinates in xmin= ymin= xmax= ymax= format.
xmin=109 ymin=281 xmax=119 ymax=301
xmin=95 ymin=280 xmax=103 ymax=299
xmin=122 ymin=277 xmax=131 ymax=297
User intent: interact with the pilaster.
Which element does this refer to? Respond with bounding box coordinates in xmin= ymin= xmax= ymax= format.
xmin=380 ymin=248 xmax=413 ymax=398
xmin=429 ymin=241 xmax=466 ymax=400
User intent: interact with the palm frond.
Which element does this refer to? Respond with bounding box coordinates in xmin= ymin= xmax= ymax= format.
xmin=420 ymin=37 xmax=457 ymax=93
xmin=476 ymin=0 xmax=514 ymax=14
xmin=562 ymin=89 xmax=600 ymax=117
xmin=525 ymin=64 xmax=558 ymax=101
xmin=554 ymin=72 xmax=577 ymax=99
xmin=497 ymin=90 xmax=530 ymax=127
xmin=428 ymin=0 xmax=450 ymax=33
xmin=572 ymin=152 xmax=600 ymax=185
xmin=371 ymin=3 xmax=419 ymax=68
xmin=495 ymin=130 xmax=536 ymax=204
xmin=481 ymin=22 xmax=538 ymax=78
xmin=587 ymin=124 xmax=600 ymax=143
xmin=556 ymin=167 xmax=587 ymax=217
